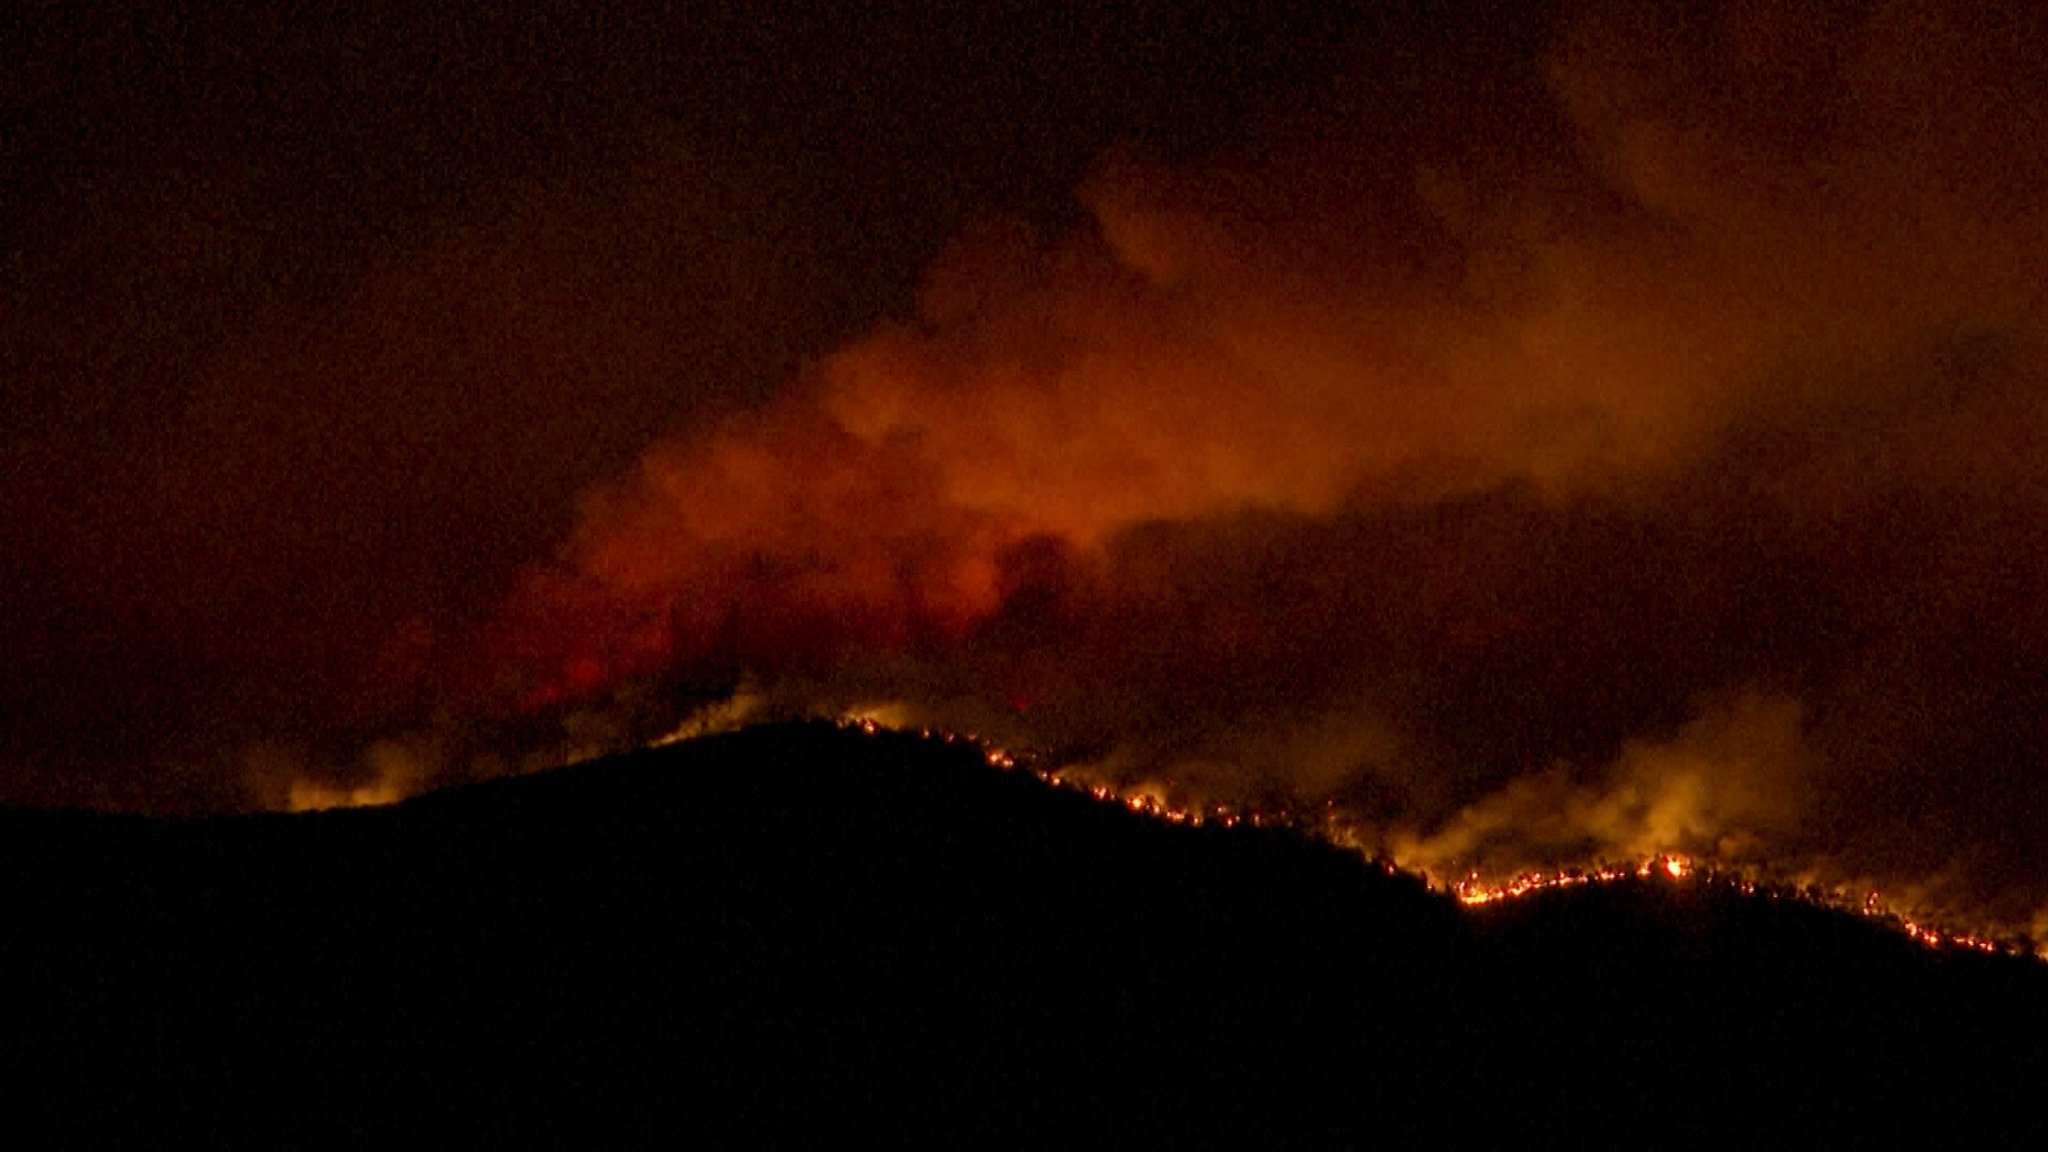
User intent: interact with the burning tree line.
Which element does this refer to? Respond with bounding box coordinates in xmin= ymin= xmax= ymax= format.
xmin=836 ymin=712 xmax=2044 ymax=962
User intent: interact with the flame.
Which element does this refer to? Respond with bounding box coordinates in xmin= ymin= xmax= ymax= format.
xmin=287 ymin=778 xmax=407 ymax=813
xmin=835 ymin=712 xmax=2044 ymax=961
xmin=274 ymin=736 xmax=436 ymax=814
xmin=1427 ymin=859 xmax=2021 ymax=956
xmin=1448 ymin=857 xmax=1693 ymax=907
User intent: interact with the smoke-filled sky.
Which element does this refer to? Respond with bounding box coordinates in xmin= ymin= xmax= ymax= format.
xmin=7 ymin=1 xmax=2048 ymax=931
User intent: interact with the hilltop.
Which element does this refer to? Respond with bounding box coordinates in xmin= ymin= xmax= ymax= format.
xmin=2 ymin=722 xmax=2042 ymax=1146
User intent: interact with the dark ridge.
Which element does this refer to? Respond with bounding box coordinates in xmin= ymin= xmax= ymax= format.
xmin=2 ymin=722 xmax=2042 ymax=1145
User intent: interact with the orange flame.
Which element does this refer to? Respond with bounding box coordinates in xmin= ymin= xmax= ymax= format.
xmin=836 ymin=713 xmax=2042 ymax=961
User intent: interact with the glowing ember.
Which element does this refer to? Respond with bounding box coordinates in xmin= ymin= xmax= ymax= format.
xmin=835 ymin=713 xmax=2044 ymax=962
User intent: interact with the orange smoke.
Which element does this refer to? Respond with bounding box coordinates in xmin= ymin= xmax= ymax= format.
xmin=480 ymin=397 xmax=1016 ymax=709
xmin=494 ymin=1 xmax=2048 ymax=709
xmin=391 ymin=0 xmax=2048 ymax=939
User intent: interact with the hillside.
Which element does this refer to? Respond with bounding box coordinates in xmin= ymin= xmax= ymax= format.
xmin=2 ymin=722 xmax=2043 ymax=1146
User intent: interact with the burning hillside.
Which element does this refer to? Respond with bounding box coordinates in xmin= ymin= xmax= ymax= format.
xmin=7 ymin=722 xmax=2043 ymax=1145
xmin=329 ymin=0 xmax=2048 ymax=947
xmin=7 ymin=2 xmax=2048 ymax=953
xmin=847 ymin=715 xmax=2041 ymax=957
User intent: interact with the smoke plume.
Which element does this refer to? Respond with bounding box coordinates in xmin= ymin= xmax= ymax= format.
xmin=387 ymin=0 xmax=2048 ymax=935
xmin=11 ymin=2 xmax=2044 ymax=937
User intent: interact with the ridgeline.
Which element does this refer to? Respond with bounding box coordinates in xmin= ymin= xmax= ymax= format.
xmin=3 ymin=723 xmax=2042 ymax=1145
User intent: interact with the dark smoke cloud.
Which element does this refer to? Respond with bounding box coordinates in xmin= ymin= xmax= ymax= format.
xmin=8 ymin=2 xmax=2047 ymax=937
xmin=3 ymin=0 xmax=1364 ymax=809
xmin=0 ymin=132 xmax=845 ymax=809
xmin=417 ymin=0 xmax=2048 ymax=937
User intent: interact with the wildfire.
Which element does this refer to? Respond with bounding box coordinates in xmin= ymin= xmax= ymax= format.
xmin=286 ymin=778 xmax=408 ymax=813
xmin=1446 ymin=857 xmax=1697 ymax=908
xmin=836 ymin=713 xmax=2043 ymax=963
xmin=1440 ymin=859 xmax=2017 ymax=955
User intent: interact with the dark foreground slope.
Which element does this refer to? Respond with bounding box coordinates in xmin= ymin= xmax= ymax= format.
xmin=2 ymin=723 xmax=2043 ymax=1146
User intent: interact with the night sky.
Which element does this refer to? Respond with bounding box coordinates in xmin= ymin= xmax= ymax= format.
xmin=6 ymin=1 xmax=2047 ymax=937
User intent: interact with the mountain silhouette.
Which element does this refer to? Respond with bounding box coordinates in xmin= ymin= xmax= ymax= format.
xmin=3 ymin=722 xmax=2041 ymax=1146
